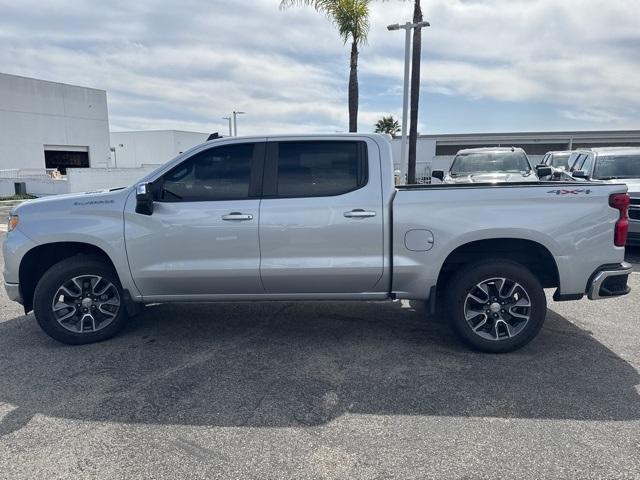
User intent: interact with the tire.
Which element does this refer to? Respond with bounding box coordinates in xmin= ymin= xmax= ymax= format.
xmin=33 ymin=255 xmax=129 ymax=345
xmin=445 ymin=259 xmax=547 ymax=353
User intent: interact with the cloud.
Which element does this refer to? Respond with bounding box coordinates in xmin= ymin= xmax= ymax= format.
xmin=366 ymin=0 xmax=640 ymax=114
xmin=0 ymin=0 xmax=638 ymax=134
xmin=561 ymin=107 xmax=626 ymax=125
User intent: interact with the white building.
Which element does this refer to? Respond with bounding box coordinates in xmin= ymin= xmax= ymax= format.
xmin=110 ymin=130 xmax=211 ymax=168
xmin=0 ymin=72 xmax=111 ymax=173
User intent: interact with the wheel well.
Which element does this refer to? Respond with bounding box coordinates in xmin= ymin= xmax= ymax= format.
xmin=19 ymin=242 xmax=117 ymax=313
xmin=436 ymin=239 xmax=560 ymax=292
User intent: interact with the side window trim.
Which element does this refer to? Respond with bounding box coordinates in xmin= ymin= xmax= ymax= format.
xmin=154 ymin=142 xmax=266 ymax=203
xmin=262 ymin=142 xmax=278 ymax=197
xmin=262 ymin=140 xmax=369 ymax=199
xmin=571 ymin=154 xmax=585 ymax=172
xmin=249 ymin=142 xmax=266 ymax=198
xmin=582 ymin=154 xmax=594 ymax=176
xmin=579 ymin=154 xmax=590 ymax=172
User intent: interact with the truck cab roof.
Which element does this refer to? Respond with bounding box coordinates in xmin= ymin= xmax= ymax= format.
xmin=588 ymin=147 xmax=640 ymax=157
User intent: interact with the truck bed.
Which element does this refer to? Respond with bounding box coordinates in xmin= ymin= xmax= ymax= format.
xmin=391 ymin=180 xmax=627 ymax=299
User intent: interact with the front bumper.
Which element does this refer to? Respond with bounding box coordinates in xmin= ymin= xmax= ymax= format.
xmin=4 ymin=282 xmax=22 ymax=304
xmin=587 ymin=262 xmax=632 ymax=300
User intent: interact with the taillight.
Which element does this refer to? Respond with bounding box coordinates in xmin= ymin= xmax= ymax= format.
xmin=609 ymin=193 xmax=630 ymax=247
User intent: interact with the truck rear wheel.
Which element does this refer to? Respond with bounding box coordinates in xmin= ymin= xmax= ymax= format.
xmin=445 ymin=259 xmax=547 ymax=353
xmin=33 ymin=256 xmax=129 ymax=345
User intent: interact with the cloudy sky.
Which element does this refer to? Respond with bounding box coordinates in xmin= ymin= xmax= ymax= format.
xmin=1 ymin=0 xmax=639 ymax=135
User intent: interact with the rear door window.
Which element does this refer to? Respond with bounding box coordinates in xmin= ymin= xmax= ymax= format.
xmin=268 ymin=141 xmax=368 ymax=197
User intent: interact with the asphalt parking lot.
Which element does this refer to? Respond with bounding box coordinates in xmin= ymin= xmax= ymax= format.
xmin=0 ymin=204 xmax=639 ymax=479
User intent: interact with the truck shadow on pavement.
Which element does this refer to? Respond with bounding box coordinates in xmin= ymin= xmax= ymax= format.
xmin=0 ymin=300 xmax=639 ymax=435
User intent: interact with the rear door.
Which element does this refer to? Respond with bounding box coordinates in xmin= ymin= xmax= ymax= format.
xmin=258 ymin=138 xmax=385 ymax=294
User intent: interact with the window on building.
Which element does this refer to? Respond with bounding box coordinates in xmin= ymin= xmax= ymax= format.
xmin=44 ymin=150 xmax=89 ymax=174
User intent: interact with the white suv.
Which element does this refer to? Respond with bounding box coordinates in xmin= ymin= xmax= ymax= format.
xmin=564 ymin=147 xmax=640 ymax=246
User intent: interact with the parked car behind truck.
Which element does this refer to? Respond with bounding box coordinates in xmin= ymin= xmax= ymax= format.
xmin=541 ymin=150 xmax=573 ymax=179
xmin=559 ymin=147 xmax=640 ymax=246
xmin=432 ymin=147 xmax=551 ymax=184
xmin=3 ymin=134 xmax=632 ymax=353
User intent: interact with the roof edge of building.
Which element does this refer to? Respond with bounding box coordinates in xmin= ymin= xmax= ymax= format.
xmin=110 ymin=129 xmax=210 ymax=135
xmin=417 ymin=129 xmax=640 ymax=140
xmin=0 ymin=71 xmax=107 ymax=93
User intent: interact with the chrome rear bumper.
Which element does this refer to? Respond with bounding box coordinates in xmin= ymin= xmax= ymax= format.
xmin=587 ymin=262 xmax=632 ymax=300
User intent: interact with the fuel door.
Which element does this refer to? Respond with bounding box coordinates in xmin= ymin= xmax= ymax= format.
xmin=404 ymin=229 xmax=435 ymax=252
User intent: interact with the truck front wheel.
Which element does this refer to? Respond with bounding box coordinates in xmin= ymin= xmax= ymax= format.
xmin=445 ymin=260 xmax=547 ymax=353
xmin=33 ymin=256 xmax=129 ymax=345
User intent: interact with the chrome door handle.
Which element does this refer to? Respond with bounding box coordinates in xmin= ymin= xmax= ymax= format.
xmin=222 ymin=212 xmax=253 ymax=221
xmin=344 ymin=209 xmax=376 ymax=218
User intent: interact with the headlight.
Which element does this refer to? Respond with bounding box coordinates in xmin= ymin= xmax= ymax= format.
xmin=7 ymin=214 xmax=19 ymax=232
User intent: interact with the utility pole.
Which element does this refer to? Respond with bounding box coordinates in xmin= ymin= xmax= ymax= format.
xmin=387 ymin=20 xmax=429 ymax=184
xmin=232 ymin=111 xmax=245 ymax=136
xmin=222 ymin=117 xmax=232 ymax=137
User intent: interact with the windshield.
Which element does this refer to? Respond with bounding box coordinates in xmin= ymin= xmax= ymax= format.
xmin=450 ymin=152 xmax=531 ymax=175
xmin=593 ymin=155 xmax=640 ymax=179
xmin=549 ymin=152 xmax=571 ymax=168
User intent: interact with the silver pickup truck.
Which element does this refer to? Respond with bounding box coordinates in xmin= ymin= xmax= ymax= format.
xmin=2 ymin=134 xmax=633 ymax=352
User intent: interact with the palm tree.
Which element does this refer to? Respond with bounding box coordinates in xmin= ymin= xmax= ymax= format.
xmin=374 ymin=115 xmax=401 ymax=135
xmin=280 ymin=0 xmax=370 ymax=132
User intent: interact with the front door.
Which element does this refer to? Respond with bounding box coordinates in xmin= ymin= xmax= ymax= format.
xmin=258 ymin=138 xmax=385 ymax=294
xmin=124 ymin=141 xmax=266 ymax=298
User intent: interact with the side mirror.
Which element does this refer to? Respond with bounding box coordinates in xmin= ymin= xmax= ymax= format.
xmin=432 ymin=170 xmax=444 ymax=181
xmin=572 ymin=170 xmax=588 ymax=179
xmin=135 ymin=182 xmax=154 ymax=215
xmin=535 ymin=165 xmax=552 ymax=177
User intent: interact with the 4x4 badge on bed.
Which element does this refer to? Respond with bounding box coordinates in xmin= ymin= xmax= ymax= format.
xmin=547 ymin=189 xmax=592 ymax=195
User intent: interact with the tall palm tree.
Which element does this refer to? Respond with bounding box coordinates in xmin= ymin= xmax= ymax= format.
xmin=280 ymin=0 xmax=370 ymax=132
